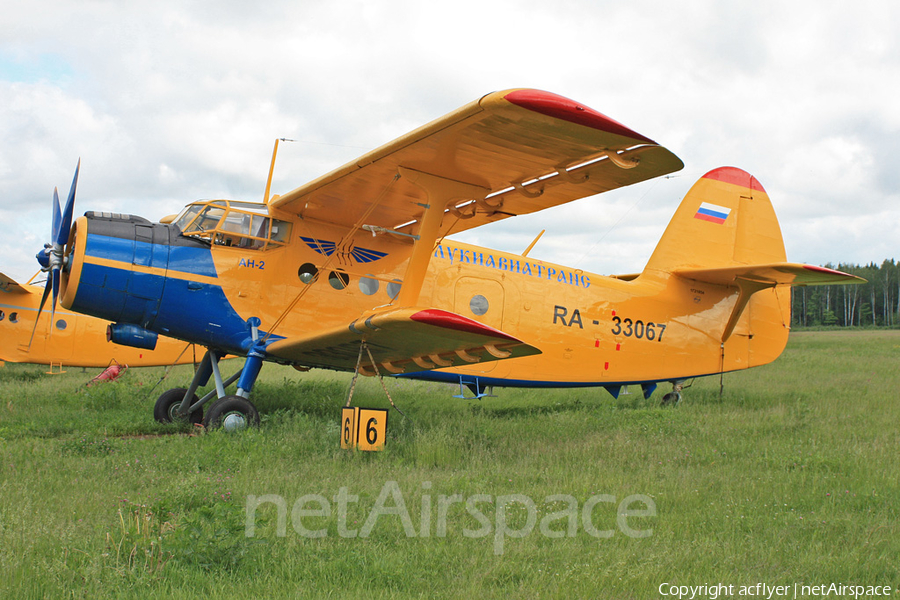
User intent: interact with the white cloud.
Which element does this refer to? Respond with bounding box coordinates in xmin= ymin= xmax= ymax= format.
xmin=1 ymin=0 xmax=899 ymax=281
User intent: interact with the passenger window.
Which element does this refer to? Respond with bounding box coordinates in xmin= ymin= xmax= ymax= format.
xmin=298 ymin=263 xmax=318 ymax=284
xmin=359 ymin=277 xmax=379 ymax=295
xmin=329 ymin=271 xmax=350 ymax=290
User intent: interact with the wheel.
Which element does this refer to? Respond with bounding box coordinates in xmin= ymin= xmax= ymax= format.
xmin=154 ymin=388 xmax=202 ymax=424
xmin=660 ymin=391 xmax=682 ymax=406
xmin=202 ymin=395 xmax=260 ymax=431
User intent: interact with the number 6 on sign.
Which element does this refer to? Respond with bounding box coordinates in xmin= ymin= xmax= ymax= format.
xmin=340 ymin=407 xmax=388 ymax=451
xmin=340 ymin=407 xmax=358 ymax=449
xmin=358 ymin=408 xmax=387 ymax=451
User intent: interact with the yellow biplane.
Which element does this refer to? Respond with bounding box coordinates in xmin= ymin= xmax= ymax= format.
xmin=0 ymin=271 xmax=201 ymax=369
xmin=32 ymin=89 xmax=862 ymax=428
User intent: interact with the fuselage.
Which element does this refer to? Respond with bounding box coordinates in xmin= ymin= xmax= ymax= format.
xmin=59 ymin=200 xmax=790 ymax=389
xmin=0 ymin=274 xmax=202 ymax=368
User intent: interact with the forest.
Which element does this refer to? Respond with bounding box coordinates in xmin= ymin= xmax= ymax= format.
xmin=791 ymin=259 xmax=899 ymax=328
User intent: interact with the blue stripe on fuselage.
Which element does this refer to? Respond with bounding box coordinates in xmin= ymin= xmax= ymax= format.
xmin=77 ymin=235 xmax=281 ymax=354
xmin=397 ymin=369 xmax=665 ymax=390
xmin=167 ymin=244 xmax=219 ymax=278
xmin=84 ymin=234 xmax=219 ymax=278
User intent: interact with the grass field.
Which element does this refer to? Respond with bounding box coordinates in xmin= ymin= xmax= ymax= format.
xmin=0 ymin=331 xmax=898 ymax=598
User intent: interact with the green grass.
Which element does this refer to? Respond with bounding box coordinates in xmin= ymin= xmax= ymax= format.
xmin=0 ymin=331 xmax=898 ymax=598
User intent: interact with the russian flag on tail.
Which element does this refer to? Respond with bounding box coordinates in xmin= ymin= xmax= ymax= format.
xmin=694 ymin=202 xmax=731 ymax=224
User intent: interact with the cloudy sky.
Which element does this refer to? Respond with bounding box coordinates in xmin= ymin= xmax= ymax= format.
xmin=1 ymin=0 xmax=898 ymax=282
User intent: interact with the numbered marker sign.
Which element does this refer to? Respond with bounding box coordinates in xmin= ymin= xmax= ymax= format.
xmin=340 ymin=407 xmax=358 ymax=449
xmin=340 ymin=407 xmax=388 ymax=451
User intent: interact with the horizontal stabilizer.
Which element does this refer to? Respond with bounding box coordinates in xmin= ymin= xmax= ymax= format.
xmin=265 ymin=307 xmax=540 ymax=374
xmin=674 ymin=263 xmax=865 ymax=288
xmin=675 ymin=263 xmax=864 ymax=343
xmin=0 ymin=272 xmax=29 ymax=294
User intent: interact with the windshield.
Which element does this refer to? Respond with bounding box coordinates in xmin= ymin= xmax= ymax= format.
xmin=174 ymin=200 xmax=291 ymax=250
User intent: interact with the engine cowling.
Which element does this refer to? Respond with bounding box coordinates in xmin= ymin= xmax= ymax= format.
xmin=61 ymin=212 xmax=171 ymax=327
xmin=60 ymin=211 xmax=256 ymax=353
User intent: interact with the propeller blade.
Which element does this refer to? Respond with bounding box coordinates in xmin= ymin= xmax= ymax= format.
xmin=51 ymin=187 xmax=61 ymax=244
xmin=32 ymin=159 xmax=81 ymax=344
xmin=27 ymin=277 xmax=54 ymax=350
xmin=57 ymin=159 xmax=80 ymax=247
xmin=51 ymin=266 xmax=61 ymax=324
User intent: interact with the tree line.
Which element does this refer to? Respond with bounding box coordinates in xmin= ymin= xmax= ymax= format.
xmin=791 ymin=259 xmax=898 ymax=328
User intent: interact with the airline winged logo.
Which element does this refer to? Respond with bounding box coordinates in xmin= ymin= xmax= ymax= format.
xmin=300 ymin=237 xmax=388 ymax=266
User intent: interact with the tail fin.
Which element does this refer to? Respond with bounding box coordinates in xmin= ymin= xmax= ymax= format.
xmin=643 ymin=166 xmax=786 ymax=274
xmin=642 ymin=167 xmax=863 ymax=344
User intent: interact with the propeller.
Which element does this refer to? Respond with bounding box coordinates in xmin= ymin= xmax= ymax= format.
xmin=29 ymin=159 xmax=80 ymax=347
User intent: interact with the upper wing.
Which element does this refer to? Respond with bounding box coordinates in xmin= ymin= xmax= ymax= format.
xmin=265 ymin=307 xmax=540 ymax=373
xmin=268 ymin=89 xmax=683 ymax=237
xmin=0 ymin=272 xmax=29 ymax=294
xmin=674 ymin=263 xmax=865 ymax=287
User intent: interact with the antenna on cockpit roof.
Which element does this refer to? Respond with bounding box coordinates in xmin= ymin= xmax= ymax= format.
xmin=264 ymin=138 xmax=295 ymax=205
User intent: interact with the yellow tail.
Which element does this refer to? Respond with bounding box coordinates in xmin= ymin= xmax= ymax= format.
xmin=643 ymin=166 xmax=786 ymax=275
xmin=636 ymin=167 xmax=792 ymax=369
xmin=638 ymin=167 xmax=861 ymax=371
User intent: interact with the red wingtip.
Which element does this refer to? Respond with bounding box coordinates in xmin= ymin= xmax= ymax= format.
xmin=502 ymin=89 xmax=656 ymax=145
xmin=410 ymin=309 xmax=519 ymax=342
xmin=803 ymin=264 xmax=856 ymax=278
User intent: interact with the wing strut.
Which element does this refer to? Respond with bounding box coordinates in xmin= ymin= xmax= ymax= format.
xmin=394 ymin=167 xmax=488 ymax=307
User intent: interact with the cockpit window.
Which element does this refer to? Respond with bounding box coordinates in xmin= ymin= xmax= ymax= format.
xmin=195 ymin=207 xmax=226 ymax=234
xmin=271 ymin=221 xmax=289 ymax=243
xmin=175 ymin=200 xmax=291 ymax=250
xmin=173 ymin=204 xmax=203 ymax=232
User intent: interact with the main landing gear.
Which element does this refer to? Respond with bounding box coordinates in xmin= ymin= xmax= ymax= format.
xmin=154 ymin=387 xmax=202 ymax=425
xmin=154 ymin=346 xmax=264 ymax=430
xmin=660 ymin=380 xmax=685 ymax=406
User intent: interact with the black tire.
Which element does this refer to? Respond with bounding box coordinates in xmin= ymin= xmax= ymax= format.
xmin=202 ymin=395 xmax=260 ymax=431
xmin=154 ymin=388 xmax=202 ymax=424
xmin=660 ymin=391 xmax=682 ymax=407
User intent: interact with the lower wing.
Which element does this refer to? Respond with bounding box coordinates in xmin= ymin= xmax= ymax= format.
xmin=264 ymin=307 xmax=540 ymax=375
